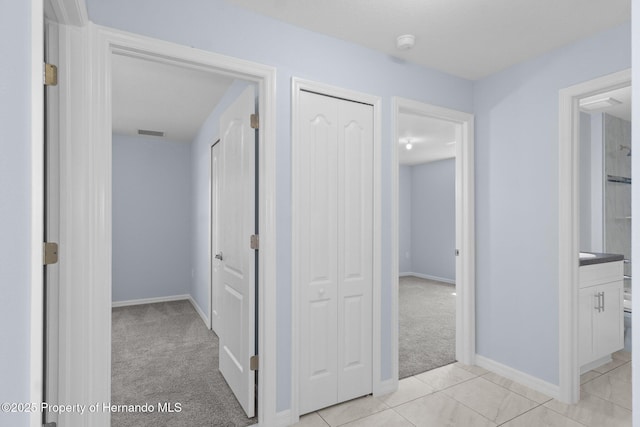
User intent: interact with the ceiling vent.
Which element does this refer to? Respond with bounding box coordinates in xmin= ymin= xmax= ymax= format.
xmin=138 ymin=129 xmax=165 ymax=137
xmin=579 ymin=97 xmax=622 ymax=112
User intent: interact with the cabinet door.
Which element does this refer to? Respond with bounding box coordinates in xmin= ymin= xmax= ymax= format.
xmin=578 ymin=288 xmax=595 ymax=366
xmin=593 ymin=281 xmax=624 ymax=360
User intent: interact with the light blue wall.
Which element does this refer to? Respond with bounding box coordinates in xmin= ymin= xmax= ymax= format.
xmin=398 ymin=165 xmax=412 ymax=273
xmin=0 ymin=0 xmax=32 ymax=425
xmin=410 ymin=159 xmax=456 ymax=282
xmin=473 ymin=22 xmax=630 ymax=385
xmin=112 ymin=134 xmax=192 ymax=302
xmin=86 ymin=0 xmax=474 ymax=411
xmin=190 ymin=80 xmax=254 ymax=317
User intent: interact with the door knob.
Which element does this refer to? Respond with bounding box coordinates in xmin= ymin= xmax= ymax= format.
xmin=215 ymin=252 xmax=223 ymax=261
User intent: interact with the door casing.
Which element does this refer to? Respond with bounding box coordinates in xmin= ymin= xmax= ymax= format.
xmin=557 ymin=68 xmax=631 ymax=403
xmin=392 ymin=97 xmax=476 ymax=374
xmin=51 ymin=23 xmax=278 ymax=426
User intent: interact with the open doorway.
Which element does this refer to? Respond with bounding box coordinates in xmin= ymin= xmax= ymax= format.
xmin=558 ymin=69 xmax=631 ymax=403
xmin=392 ymin=98 xmax=475 ymax=382
xmin=397 ymin=112 xmax=458 ymax=378
xmin=110 ymin=53 xmax=258 ymax=425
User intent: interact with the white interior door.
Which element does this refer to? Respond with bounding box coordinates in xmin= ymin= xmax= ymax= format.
xmin=298 ymin=90 xmax=373 ymax=415
xmin=210 ymin=141 xmax=221 ymax=334
xmin=218 ymin=85 xmax=256 ymax=418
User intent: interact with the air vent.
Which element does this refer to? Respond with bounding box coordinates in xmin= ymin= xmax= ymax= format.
xmin=138 ymin=129 xmax=165 ymax=137
xmin=579 ymin=97 xmax=622 ymax=112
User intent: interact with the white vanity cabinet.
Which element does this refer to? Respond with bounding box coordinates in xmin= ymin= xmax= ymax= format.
xmin=579 ymin=260 xmax=624 ymax=371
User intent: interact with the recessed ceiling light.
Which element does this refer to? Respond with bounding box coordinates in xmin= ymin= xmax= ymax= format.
xmin=579 ymin=97 xmax=622 ymax=111
xmin=396 ymin=34 xmax=415 ymax=50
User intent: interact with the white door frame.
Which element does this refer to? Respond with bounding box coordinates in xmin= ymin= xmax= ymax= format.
xmin=558 ymin=69 xmax=631 ymax=403
xmin=29 ymin=1 xmax=44 ymax=427
xmin=54 ymin=23 xmax=278 ymax=426
xmin=210 ymin=139 xmax=221 ymax=334
xmin=290 ymin=78 xmax=382 ymax=423
xmin=392 ymin=97 xmax=476 ymax=374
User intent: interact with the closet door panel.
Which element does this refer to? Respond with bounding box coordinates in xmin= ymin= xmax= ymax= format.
xmin=298 ymin=91 xmax=339 ymax=414
xmin=337 ymin=100 xmax=373 ymax=402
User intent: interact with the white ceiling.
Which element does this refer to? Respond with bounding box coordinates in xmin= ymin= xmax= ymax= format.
xmin=112 ymin=53 xmax=234 ymax=143
xmin=227 ymin=0 xmax=630 ymax=80
xmin=398 ymin=111 xmax=458 ymax=165
xmin=580 ymin=86 xmax=632 ymax=122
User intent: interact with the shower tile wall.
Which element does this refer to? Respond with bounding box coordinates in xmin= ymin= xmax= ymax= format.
xmin=604 ymin=113 xmax=632 ymax=287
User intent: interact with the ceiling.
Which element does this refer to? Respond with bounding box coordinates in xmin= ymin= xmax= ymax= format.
xmin=398 ymin=111 xmax=458 ymax=165
xmin=112 ymin=53 xmax=234 ymax=142
xmin=227 ymin=0 xmax=630 ymax=80
xmin=580 ymin=86 xmax=632 ymax=122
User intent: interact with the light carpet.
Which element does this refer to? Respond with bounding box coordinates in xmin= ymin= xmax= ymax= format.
xmin=111 ymin=300 xmax=256 ymax=427
xmin=399 ymin=276 xmax=456 ymax=379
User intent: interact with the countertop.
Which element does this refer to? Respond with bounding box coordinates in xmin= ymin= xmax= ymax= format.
xmin=579 ymin=251 xmax=625 ymax=266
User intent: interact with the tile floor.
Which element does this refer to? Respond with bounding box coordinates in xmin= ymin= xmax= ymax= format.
xmin=294 ymin=351 xmax=632 ymax=427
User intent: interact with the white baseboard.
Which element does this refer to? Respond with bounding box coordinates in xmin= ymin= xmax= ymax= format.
xmin=112 ymin=294 xmax=190 ymax=308
xmin=274 ymin=409 xmax=293 ymax=427
xmin=373 ymin=378 xmax=398 ymax=397
xmin=475 ymin=354 xmax=560 ymax=400
xmin=400 ymin=272 xmax=455 ymax=285
xmin=111 ymin=294 xmax=211 ymax=329
xmin=188 ymin=295 xmax=211 ymax=329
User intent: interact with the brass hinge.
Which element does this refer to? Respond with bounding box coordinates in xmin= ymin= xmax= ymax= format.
xmin=250 ymin=355 xmax=259 ymax=371
xmin=250 ymin=113 xmax=259 ymax=130
xmin=250 ymin=234 xmax=259 ymax=250
xmin=44 ymin=63 xmax=58 ymax=86
xmin=43 ymin=242 xmax=59 ymax=265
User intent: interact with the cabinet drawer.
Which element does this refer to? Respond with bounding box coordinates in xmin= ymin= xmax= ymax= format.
xmin=579 ymin=261 xmax=623 ymax=288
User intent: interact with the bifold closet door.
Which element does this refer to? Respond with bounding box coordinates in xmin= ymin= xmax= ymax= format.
xmin=298 ymin=90 xmax=373 ymax=415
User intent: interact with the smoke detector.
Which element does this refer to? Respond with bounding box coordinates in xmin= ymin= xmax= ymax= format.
xmin=396 ymin=34 xmax=415 ymax=50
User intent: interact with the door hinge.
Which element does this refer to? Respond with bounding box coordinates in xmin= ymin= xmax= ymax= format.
xmin=250 ymin=113 xmax=259 ymax=130
xmin=250 ymin=355 xmax=259 ymax=371
xmin=250 ymin=234 xmax=259 ymax=250
xmin=44 ymin=63 xmax=58 ymax=86
xmin=43 ymin=242 xmax=59 ymax=265
xmin=455 ymin=249 xmax=460 ymax=256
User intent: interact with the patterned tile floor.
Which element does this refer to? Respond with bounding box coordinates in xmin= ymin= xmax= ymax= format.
xmin=293 ymin=351 xmax=632 ymax=427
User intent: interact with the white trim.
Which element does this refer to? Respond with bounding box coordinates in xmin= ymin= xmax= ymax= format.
xmin=190 ymin=296 xmax=210 ymax=328
xmin=56 ymin=23 xmax=278 ymax=426
xmin=290 ymin=77 xmax=383 ymax=420
xmin=45 ymin=0 xmax=88 ymax=27
xmin=372 ymin=378 xmax=398 ymax=397
xmin=557 ymin=69 xmax=631 ymax=404
xmin=30 ymin=1 xmax=44 ymax=426
xmin=475 ymin=355 xmax=559 ymax=400
xmin=399 ymin=273 xmax=456 ymax=285
xmin=392 ymin=97 xmax=476 ymax=374
xmin=111 ymin=294 xmax=190 ymax=308
xmin=274 ymin=409 xmax=293 ymax=427
xmin=112 ymin=295 xmax=211 ymax=329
